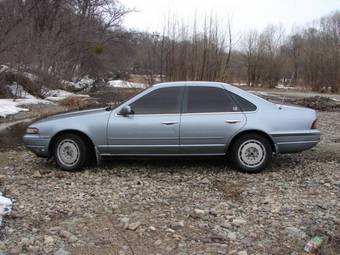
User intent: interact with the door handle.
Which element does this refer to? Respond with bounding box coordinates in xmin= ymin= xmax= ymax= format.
xmin=162 ymin=121 xmax=178 ymax=125
xmin=225 ymin=120 xmax=241 ymax=124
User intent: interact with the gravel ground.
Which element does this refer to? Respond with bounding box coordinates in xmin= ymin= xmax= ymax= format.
xmin=0 ymin=112 xmax=339 ymax=255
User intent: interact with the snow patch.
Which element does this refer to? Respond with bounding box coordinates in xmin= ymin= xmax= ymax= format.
xmin=0 ymin=64 xmax=9 ymax=73
xmin=0 ymin=98 xmax=52 ymax=118
xmin=0 ymin=194 xmax=12 ymax=226
xmin=62 ymin=77 xmax=94 ymax=89
xmin=45 ymin=89 xmax=89 ymax=102
xmin=276 ymin=84 xmax=298 ymax=90
xmin=107 ymin=80 xmax=147 ymax=89
xmin=7 ymin=84 xmax=36 ymax=99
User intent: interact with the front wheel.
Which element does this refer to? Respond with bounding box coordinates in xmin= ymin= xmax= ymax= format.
xmin=53 ymin=133 xmax=88 ymax=171
xmin=231 ymin=134 xmax=272 ymax=173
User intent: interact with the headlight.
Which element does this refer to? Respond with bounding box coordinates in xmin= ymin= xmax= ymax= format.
xmin=26 ymin=127 xmax=39 ymax=134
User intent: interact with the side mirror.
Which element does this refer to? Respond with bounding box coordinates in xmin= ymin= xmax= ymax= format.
xmin=119 ymin=106 xmax=133 ymax=116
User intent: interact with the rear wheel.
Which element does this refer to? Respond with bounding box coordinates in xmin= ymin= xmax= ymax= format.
xmin=231 ymin=134 xmax=272 ymax=173
xmin=53 ymin=133 xmax=88 ymax=171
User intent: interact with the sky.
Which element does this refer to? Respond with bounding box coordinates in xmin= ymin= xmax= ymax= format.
xmin=122 ymin=0 xmax=339 ymax=34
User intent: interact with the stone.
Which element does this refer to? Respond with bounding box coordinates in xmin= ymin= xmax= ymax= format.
xmin=59 ymin=230 xmax=78 ymax=243
xmin=284 ymin=226 xmax=307 ymax=239
xmin=221 ymin=221 xmax=232 ymax=229
xmin=154 ymin=239 xmax=162 ymax=246
xmin=33 ymin=170 xmax=42 ymax=178
xmin=232 ymin=218 xmax=247 ymax=226
xmin=68 ymin=235 xmax=78 ymax=243
xmin=238 ymin=251 xmax=248 ymax=255
xmin=227 ymin=232 xmax=237 ymax=241
xmin=170 ymin=220 xmax=185 ymax=230
xmin=127 ymin=221 xmax=141 ymax=231
xmin=20 ymin=237 xmax=30 ymax=246
xmin=44 ymin=235 xmax=54 ymax=245
xmin=120 ymin=217 xmax=130 ymax=229
xmin=54 ymin=248 xmax=70 ymax=255
xmin=192 ymin=209 xmax=206 ymax=218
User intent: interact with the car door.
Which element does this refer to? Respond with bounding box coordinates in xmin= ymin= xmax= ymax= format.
xmin=105 ymin=86 xmax=184 ymax=155
xmin=180 ymin=84 xmax=246 ymax=155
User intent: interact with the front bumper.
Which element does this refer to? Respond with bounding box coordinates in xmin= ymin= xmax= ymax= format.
xmin=272 ymin=130 xmax=321 ymax=154
xmin=23 ymin=134 xmax=50 ymax=157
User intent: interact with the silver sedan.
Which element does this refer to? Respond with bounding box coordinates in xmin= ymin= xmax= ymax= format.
xmin=23 ymin=82 xmax=320 ymax=173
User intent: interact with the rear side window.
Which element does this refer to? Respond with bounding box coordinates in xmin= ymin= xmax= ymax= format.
xmin=229 ymin=92 xmax=257 ymax=112
xmin=130 ymin=87 xmax=182 ymax=114
xmin=184 ymin=86 xmax=239 ymax=113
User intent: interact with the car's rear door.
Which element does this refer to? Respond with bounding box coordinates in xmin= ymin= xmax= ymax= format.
xmin=180 ymin=84 xmax=246 ymax=155
xmin=106 ymin=85 xmax=184 ymax=155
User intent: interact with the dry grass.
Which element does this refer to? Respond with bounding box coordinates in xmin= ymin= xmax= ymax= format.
xmin=128 ymin=74 xmax=148 ymax=84
xmin=59 ymin=96 xmax=89 ymax=110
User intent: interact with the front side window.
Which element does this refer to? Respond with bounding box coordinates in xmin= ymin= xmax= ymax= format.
xmin=130 ymin=87 xmax=182 ymax=114
xmin=184 ymin=86 xmax=238 ymax=113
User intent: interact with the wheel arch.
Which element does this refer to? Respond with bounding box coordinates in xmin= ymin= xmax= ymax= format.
xmin=48 ymin=129 xmax=96 ymax=159
xmin=227 ymin=129 xmax=276 ymax=154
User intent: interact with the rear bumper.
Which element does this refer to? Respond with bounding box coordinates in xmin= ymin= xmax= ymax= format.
xmin=271 ymin=131 xmax=320 ymax=154
xmin=23 ymin=134 xmax=50 ymax=157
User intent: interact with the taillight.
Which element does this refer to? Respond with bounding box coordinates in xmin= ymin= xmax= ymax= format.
xmin=311 ymin=119 xmax=318 ymax=129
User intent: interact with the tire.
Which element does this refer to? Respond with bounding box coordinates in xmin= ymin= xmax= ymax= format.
xmin=231 ymin=134 xmax=272 ymax=173
xmin=53 ymin=133 xmax=88 ymax=171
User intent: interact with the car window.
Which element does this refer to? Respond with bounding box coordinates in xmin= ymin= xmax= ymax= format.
xmin=229 ymin=92 xmax=257 ymax=112
xmin=130 ymin=87 xmax=182 ymax=114
xmin=184 ymin=86 xmax=239 ymax=113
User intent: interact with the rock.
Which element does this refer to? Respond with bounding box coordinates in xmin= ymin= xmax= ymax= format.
xmin=149 ymin=226 xmax=156 ymax=231
xmin=9 ymin=246 xmax=21 ymax=254
xmin=170 ymin=220 xmax=185 ymax=230
xmin=33 ymin=170 xmax=42 ymax=178
xmin=221 ymin=221 xmax=232 ymax=229
xmin=59 ymin=230 xmax=78 ymax=243
xmin=284 ymin=226 xmax=307 ymax=239
xmin=120 ymin=217 xmax=130 ymax=228
xmin=154 ymin=239 xmax=162 ymax=246
xmin=127 ymin=221 xmax=141 ymax=231
xmin=232 ymin=218 xmax=247 ymax=226
xmin=55 ymin=248 xmax=70 ymax=255
xmin=48 ymin=226 xmax=62 ymax=234
xmin=227 ymin=232 xmax=237 ymax=241
xmin=44 ymin=235 xmax=54 ymax=245
xmin=0 ymin=175 xmax=6 ymax=183
xmin=191 ymin=209 xmax=206 ymax=218
xmin=238 ymin=251 xmax=248 ymax=255
xmin=20 ymin=237 xmax=30 ymax=246
xmin=166 ymin=228 xmax=176 ymax=233
xmin=68 ymin=234 xmax=78 ymax=243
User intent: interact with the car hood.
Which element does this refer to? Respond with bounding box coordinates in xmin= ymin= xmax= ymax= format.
xmin=35 ymin=108 xmax=106 ymax=123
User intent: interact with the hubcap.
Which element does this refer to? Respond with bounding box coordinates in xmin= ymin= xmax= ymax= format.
xmin=238 ymin=140 xmax=266 ymax=168
xmin=57 ymin=139 xmax=80 ymax=167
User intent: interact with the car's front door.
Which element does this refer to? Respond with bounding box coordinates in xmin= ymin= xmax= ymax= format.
xmin=180 ymin=84 xmax=246 ymax=155
xmin=105 ymin=86 xmax=184 ymax=155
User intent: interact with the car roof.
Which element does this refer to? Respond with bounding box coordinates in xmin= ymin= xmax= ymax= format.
xmin=152 ymin=81 xmax=274 ymax=108
xmin=153 ymin=81 xmax=232 ymax=88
